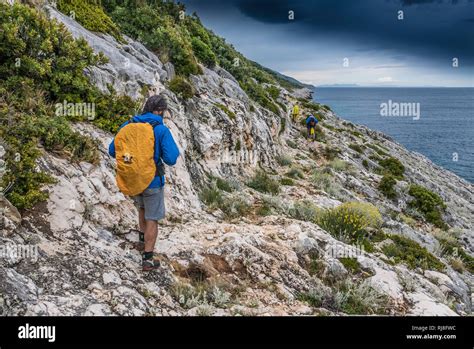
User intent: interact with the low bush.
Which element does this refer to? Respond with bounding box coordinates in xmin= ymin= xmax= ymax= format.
xmin=276 ymin=154 xmax=292 ymax=166
xmin=285 ymin=167 xmax=304 ymax=179
xmin=323 ymin=146 xmax=340 ymax=161
xmin=280 ymin=177 xmax=295 ymax=186
xmin=339 ymin=257 xmax=362 ymax=274
xmin=298 ymin=280 xmax=388 ymax=315
xmin=247 ymin=170 xmax=280 ymax=195
xmin=57 ymin=0 xmax=123 ymax=42
xmin=286 ymin=139 xmax=297 ymax=149
xmin=220 ymin=195 xmax=251 ymax=219
xmin=349 ymin=143 xmax=365 ymax=154
xmin=191 ymin=37 xmax=217 ymax=67
xmin=168 ymin=76 xmax=195 ymax=100
xmin=407 ymin=184 xmax=447 ymax=229
xmin=215 ymin=103 xmax=236 ymax=120
xmin=317 ymin=202 xmax=383 ymax=240
xmin=367 ymin=143 xmax=389 ymax=157
xmin=289 ymin=200 xmax=320 ymax=223
xmin=266 ymin=85 xmax=280 ymax=100
xmin=199 ymin=184 xmax=223 ymax=208
xmin=378 ymin=174 xmax=397 ymax=199
xmin=434 ymin=234 xmax=474 ymax=273
xmin=213 ymin=177 xmax=235 ymax=193
xmin=378 ymin=157 xmax=405 ymax=179
xmin=382 ymin=235 xmax=445 ymax=271
xmin=311 ymin=169 xmax=343 ymax=198
xmin=328 ymin=159 xmax=349 ymax=172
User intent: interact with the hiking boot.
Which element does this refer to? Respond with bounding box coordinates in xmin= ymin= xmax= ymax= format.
xmin=142 ymin=253 xmax=161 ymax=271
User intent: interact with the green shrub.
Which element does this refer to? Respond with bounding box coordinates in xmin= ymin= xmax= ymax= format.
xmin=432 ymin=234 xmax=474 ymax=273
xmin=348 ymin=129 xmax=363 ymax=138
xmin=276 ymin=154 xmax=292 ymax=166
xmin=323 ymin=124 xmax=338 ymax=132
xmin=312 ymin=170 xmax=333 ymax=189
xmin=92 ymin=93 xmax=140 ymax=133
xmin=298 ymin=280 xmax=388 ymax=315
xmin=318 ymin=202 xmax=383 ymax=240
xmin=369 ymin=154 xmax=382 ymax=162
xmin=191 ymin=37 xmax=217 ymax=67
xmin=323 ymin=146 xmax=340 ymax=161
xmin=289 ymin=200 xmax=321 ymax=223
xmin=247 ymin=170 xmax=280 ymax=195
xmin=220 ymin=195 xmax=251 ymax=219
xmin=311 ymin=169 xmax=343 ymax=198
xmin=285 ymin=167 xmax=304 ymax=179
xmin=378 ymin=157 xmax=405 ymax=179
xmin=339 ymin=257 xmax=362 ymax=274
xmin=287 ymin=140 xmax=297 ymax=149
xmin=407 ymin=185 xmax=447 ymax=229
xmin=199 ymin=185 xmax=223 ymax=208
xmin=57 ymin=0 xmax=123 ymax=42
xmin=362 ymin=159 xmax=369 ymax=169
xmin=328 ymin=159 xmax=349 ymax=172
xmin=349 ymin=143 xmax=364 ymax=154
xmin=367 ymin=143 xmax=389 ymax=157
xmin=382 ymin=235 xmax=445 ymax=271
xmin=256 ymin=202 xmax=273 ymax=216
xmin=0 ymin=3 xmax=118 ymax=209
xmin=169 ymin=76 xmax=195 ymax=100
xmin=213 ymin=177 xmax=235 ymax=193
xmin=266 ymin=85 xmax=280 ymax=100
xmin=378 ymin=174 xmax=397 ymax=199
xmin=280 ymin=177 xmax=295 ymax=186
xmin=109 ymin=4 xmax=200 ymax=76
xmin=215 ymin=103 xmax=235 ymax=119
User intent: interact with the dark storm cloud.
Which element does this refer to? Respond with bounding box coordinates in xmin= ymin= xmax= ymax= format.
xmin=184 ymin=0 xmax=473 ymax=66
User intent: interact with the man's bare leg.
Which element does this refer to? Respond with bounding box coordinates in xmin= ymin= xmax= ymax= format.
xmin=144 ymin=220 xmax=158 ymax=253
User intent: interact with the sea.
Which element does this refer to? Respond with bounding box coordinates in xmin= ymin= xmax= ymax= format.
xmin=313 ymin=87 xmax=474 ymax=183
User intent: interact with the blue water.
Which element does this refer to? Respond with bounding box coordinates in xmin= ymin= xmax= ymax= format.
xmin=314 ymin=87 xmax=474 ymax=183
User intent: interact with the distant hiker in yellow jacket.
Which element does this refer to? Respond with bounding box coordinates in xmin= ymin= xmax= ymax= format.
xmin=291 ymin=104 xmax=299 ymax=122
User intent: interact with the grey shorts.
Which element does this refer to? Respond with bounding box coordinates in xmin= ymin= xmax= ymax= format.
xmin=132 ymin=187 xmax=165 ymax=221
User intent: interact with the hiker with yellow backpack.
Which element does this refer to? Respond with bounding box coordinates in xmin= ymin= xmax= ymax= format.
xmin=108 ymin=95 xmax=179 ymax=271
xmin=306 ymin=114 xmax=319 ymax=140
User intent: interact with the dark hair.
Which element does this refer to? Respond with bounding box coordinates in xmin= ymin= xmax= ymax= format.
xmin=142 ymin=94 xmax=168 ymax=114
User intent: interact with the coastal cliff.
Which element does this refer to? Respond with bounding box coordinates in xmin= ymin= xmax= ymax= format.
xmin=0 ymin=1 xmax=472 ymax=316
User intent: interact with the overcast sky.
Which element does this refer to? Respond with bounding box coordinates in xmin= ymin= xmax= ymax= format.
xmin=181 ymin=0 xmax=474 ymax=87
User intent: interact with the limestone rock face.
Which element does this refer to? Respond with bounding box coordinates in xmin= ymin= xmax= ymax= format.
xmin=1 ymin=4 xmax=472 ymax=317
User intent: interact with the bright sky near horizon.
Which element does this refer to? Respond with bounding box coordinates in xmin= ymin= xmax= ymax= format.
xmin=181 ymin=0 xmax=474 ymax=87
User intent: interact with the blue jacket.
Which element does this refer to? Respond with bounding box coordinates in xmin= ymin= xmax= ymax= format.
xmin=108 ymin=112 xmax=180 ymax=188
xmin=306 ymin=115 xmax=319 ymax=127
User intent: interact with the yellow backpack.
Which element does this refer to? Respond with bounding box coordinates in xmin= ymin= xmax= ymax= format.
xmin=114 ymin=121 xmax=157 ymax=196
